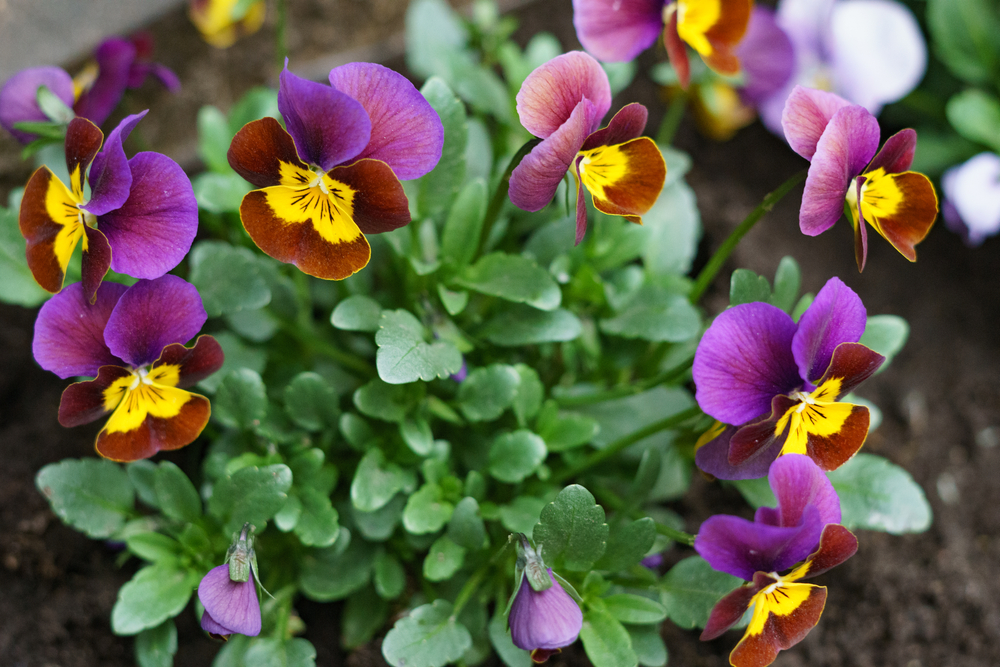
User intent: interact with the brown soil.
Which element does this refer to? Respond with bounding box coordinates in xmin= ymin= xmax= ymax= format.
xmin=2 ymin=1 xmax=999 ymax=666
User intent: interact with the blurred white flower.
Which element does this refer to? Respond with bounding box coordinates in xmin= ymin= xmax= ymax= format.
xmin=942 ymin=153 xmax=1000 ymax=246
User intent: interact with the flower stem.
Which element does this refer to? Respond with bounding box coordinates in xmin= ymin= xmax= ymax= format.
xmin=275 ymin=0 xmax=288 ymax=70
xmin=477 ymin=138 xmax=541 ymax=259
xmin=655 ymin=88 xmax=689 ymax=146
xmin=550 ymin=405 xmax=702 ymax=485
xmin=451 ymin=562 xmax=490 ymax=619
xmin=555 ymin=355 xmax=694 ymax=408
xmin=592 ymin=485 xmax=696 ymax=547
xmin=688 ymin=169 xmax=807 ymax=304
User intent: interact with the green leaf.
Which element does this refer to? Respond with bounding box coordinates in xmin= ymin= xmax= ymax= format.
xmin=458 ymin=364 xmax=521 ymax=421
xmin=374 ymin=550 xmax=407 ymax=599
xmin=499 ymin=496 xmax=546 ymax=536
xmin=660 ymin=556 xmax=742 ymax=629
xmin=730 ymin=268 xmax=771 ymax=306
xmin=0 ymin=205 xmax=49 ymax=306
xmin=480 ymin=305 xmax=582 ymax=346
xmin=770 ymin=256 xmax=801 ymax=313
xmin=601 ymin=283 xmax=700 ymax=342
xmin=419 ymin=77 xmax=468 ymax=220
xmin=343 ymin=587 xmax=389 ymax=649
xmin=641 ymin=178 xmax=700 ymax=276
xmin=580 ymin=606 xmax=638 ymax=667
xmin=208 ymin=464 xmax=293 ymax=534
xmin=188 ymin=241 xmax=270 ymax=317
xmin=382 ymin=600 xmax=473 ymax=667
xmin=827 ymin=453 xmax=932 ymax=533
xmin=128 ymin=460 xmax=160 ymax=508
xmin=283 ymin=372 xmax=339 ymax=431
xmin=351 ymin=449 xmax=417 ymax=512
xmin=228 ymin=86 xmax=280 ymax=132
xmin=135 ymin=619 xmax=177 ymax=667
xmin=294 ymin=487 xmax=340 ymax=547
xmin=488 ymin=431 xmax=547 ymax=483
xmin=213 ymin=368 xmax=268 ymax=429
xmin=488 ymin=611 xmax=532 ymax=667
xmin=512 ymin=364 xmax=544 ymax=426
xmin=441 ymin=178 xmax=487 ymax=267
xmin=947 ymin=89 xmax=1000 ymax=152
xmin=126 ymin=532 xmax=183 ymax=563
xmin=403 ymin=482 xmax=455 ymax=534
xmin=593 ymin=518 xmax=656 ymax=572
xmin=626 ymin=624 xmax=668 ymax=667
xmin=196 ymin=332 xmax=266 ymax=394
xmin=860 ymin=314 xmax=909 ymax=372
xmin=376 ymin=309 xmax=463 ymax=384
xmin=197 ymin=105 xmax=231 ymax=173
xmin=454 ymin=253 xmax=561 ymax=310
xmin=537 ymin=408 xmax=600 ymax=452
xmin=36 ymin=458 xmax=134 ymax=539
xmin=354 ymin=378 xmax=423 ymax=422
xmin=154 ymin=461 xmax=201 ymax=523
xmin=602 ymin=594 xmax=667 ymax=624
xmin=111 ymin=565 xmax=199 ymax=635
xmin=729 ymin=476 xmax=775 ymax=509
xmin=532 ymin=485 xmax=608 ymax=571
xmin=400 ymin=417 xmax=434 ymax=456
xmin=448 ymin=497 xmax=487 ymax=549
xmin=226 ymin=308 xmax=278 ymax=343
xmin=928 ymin=0 xmax=1000 ymax=84
xmin=244 ymin=638 xmax=317 ymax=667
xmin=192 ymin=170 xmax=253 ymax=214
xmin=407 ymin=0 xmax=468 ymax=78
xmin=340 ymin=412 xmax=377 ymax=450
xmin=36 ymin=84 xmax=74 ymax=123
xmin=331 ymin=294 xmax=383 ymax=332
xmin=300 ymin=529 xmax=376 ymax=601
xmin=437 ymin=284 xmax=469 ymax=315
xmin=424 ymin=535 xmax=467 ymax=581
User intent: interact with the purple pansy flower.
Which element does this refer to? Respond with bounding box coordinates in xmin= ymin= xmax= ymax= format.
xmin=508 ymin=567 xmax=583 ymax=663
xmin=199 ymin=524 xmax=262 ymax=639
xmin=32 ymin=275 xmax=223 ymax=462
xmin=695 ymin=454 xmax=858 ymax=667
xmin=693 ymin=277 xmax=884 ymax=479
xmin=18 ymin=112 xmax=197 ymax=300
xmin=783 ymin=86 xmax=938 ymax=271
xmin=942 ymin=153 xmax=1000 ymax=247
xmin=227 ymin=64 xmax=443 ymax=280
xmin=508 ymin=51 xmax=666 ymax=244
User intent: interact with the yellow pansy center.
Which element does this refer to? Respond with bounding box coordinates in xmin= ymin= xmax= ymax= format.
xmin=846 ymin=167 xmax=905 ymax=236
xmin=775 ymin=378 xmax=852 ymax=456
xmin=577 ymin=144 xmax=629 ymax=202
xmin=45 ymin=165 xmax=96 ymax=270
xmin=102 ymin=363 xmax=187 ymax=434
xmin=675 ymin=0 xmax=721 ymax=56
xmin=263 ymin=162 xmax=362 ymax=246
xmin=746 ymin=567 xmax=816 ymax=636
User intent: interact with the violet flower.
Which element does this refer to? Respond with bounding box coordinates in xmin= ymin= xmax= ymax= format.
xmin=942 ymin=152 xmax=1000 ymax=247
xmin=228 ymin=64 xmax=443 ymax=280
xmin=32 ymin=275 xmax=223 ymax=462
xmin=18 ymin=112 xmax=198 ymax=300
xmin=783 ymin=86 xmax=938 ymax=271
xmin=508 ymin=568 xmax=583 ymax=663
xmin=695 ymin=454 xmax=858 ymax=667
xmin=693 ymin=277 xmax=884 ymax=479
xmin=508 ymin=51 xmax=666 ymax=243
xmin=199 ymin=524 xmax=262 ymax=639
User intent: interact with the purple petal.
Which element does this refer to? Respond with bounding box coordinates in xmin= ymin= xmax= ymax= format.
xmin=328 ymin=62 xmax=443 ymax=180
xmin=104 ymin=276 xmax=206 ymax=368
xmin=781 ymin=86 xmax=852 ymax=161
xmin=98 ymin=151 xmax=198 ymax=279
xmin=695 ymin=424 xmax=783 ymax=480
xmin=32 ymin=281 xmax=127 ymax=379
xmin=74 ymin=38 xmax=136 ymax=127
xmin=127 ymin=62 xmax=181 ymax=92
xmin=695 ymin=511 xmax=823 ymax=581
xmin=508 ymin=569 xmax=582 ymax=651
xmin=764 ymin=454 xmax=841 ymax=528
xmin=737 ymin=7 xmax=796 ymax=106
xmin=199 ymin=609 xmax=232 ymax=636
xmin=85 ymin=111 xmax=147 ymax=217
xmin=572 ymin=0 xmax=664 ymax=63
xmin=0 ymin=66 xmax=75 ymax=144
xmin=942 ymin=152 xmax=1000 ymax=246
xmin=867 ymin=128 xmax=916 ymax=175
xmin=278 ymin=67 xmax=371 ymax=171
xmin=509 ymin=99 xmax=594 ymax=212
xmin=516 ymin=51 xmax=611 ymax=139
xmin=693 ymin=302 xmax=801 ymax=426
xmin=197 ymin=565 xmax=261 ymax=637
xmin=799 ymin=105 xmax=879 ymax=236
xmin=792 ymin=277 xmax=866 ymax=385
xmin=580 ymin=102 xmax=648 ymax=151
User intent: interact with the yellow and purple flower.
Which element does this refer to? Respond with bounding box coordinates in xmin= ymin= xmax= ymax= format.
xmin=228 ymin=65 xmax=443 ymax=280
xmin=32 ymin=276 xmax=223 ymax=462
xmin=572 ymin=0 xmax=753 ymax=88
xmin=508 ymin=51 xmax=666 ymax=243
xmin=18 ymin=112 xmax=198 ymax=301
xmin=695 ymin=454 xmax=858 ymax=667
xmin=693 ymin=277 xmax=884 ymax=479
xmin=198 ymin=524 xmax=262 ymax=640
xmin=189 ymin=0 xmax=266 ymax=49
xmin=783 ymin=86 xmax=938 ymax=271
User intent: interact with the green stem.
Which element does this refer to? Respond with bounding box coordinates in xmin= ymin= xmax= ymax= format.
xmin=278 ymin=319 xmax=376 ymax=376
xmin=655 ymin=520 xmax=696 ymax=546
xmin=477 ymin=138 xmax=541 ymax=258
xmin=689 ymin=169 xmax=807 ymax=304
xmin=555 ymin=355 xmax=694 ymax=408
xmin=275 ymin=0 xmax=288 ymax=69
xmin=655 ymin=89 xmax=689 ymax=146
xmin=551 ymin=405 xmax=702 ymax=485
xmin=451 ymin=563 xmax=490 ymax=619
xmin=593 ymin=485 xmax=696 ymax=547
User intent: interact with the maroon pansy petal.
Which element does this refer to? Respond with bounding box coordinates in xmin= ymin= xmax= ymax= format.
xmin=867 ymin=128 xmax=916 ymax=175
xmin=328 ymin=62 xmax=444 ymax=180
xmin=571 ymin=0 xmax=664 ymax=63
xmin=728 ymin=396 xmax=794 ymax=467
xmin=802 ymin=524 xmax=858 ymax=579
xmin=158 ymin=336 xmax=225 ymax=389
xmin=278 ymin=67 xmax=371 ymax=171
xmin=32 ymin=281 xmax=127 ymax=379
xmin=97 ymin=151 xmax=198 ymax=279
xmin=736 ymin=7 xmax=795 ymax=106
xmin=509 ymin=99 xmax=595 ymax=212
xmin=228 ymin=116 xmax=308 ymax=188
xmin=326 ymin=158 xmax=411 ymax=234
xmin=695 ymin=423 xmax=783 ymax=481
xmin=757 ymin=454 xmax=841 ymax=528
xmin=95 ymin=393 xmax=211 ymax=462
xmin=57 ymin=365 xmax=132 ymax=427
xmin=19 ymin=167 xmax=72 ymax=293
xmin=729 ymin=585 xmax=827 ymax=667
xmin=813 ymin=342 xmax=885 ymax=400
xmin=0 ymin=66 xmax=75 ymax=143
xmin=781 ymin=86 xmax=852 ymax=161
xmin=792 ymin=277 xmax=866 ymax=386
xmin=198 ymin=565 xmax=262 ymax=637
xmin=799 ymin=105 xmax=879 ymax=236
xmin=701 ymin=584 xmax=758 ymax=641
xmin=662 ymin=7 xmax=691 ymax=89
xmin=104 ymin=276 xmax=207 ymax=368
xmin=693 ymin=302 xmax=801 ymax=426
xmin=65 ymin=118 xmax=105 ymax=196
xmin=74 ymin=38 xmax=136 ymax=127
xmin=580 ymin=102 xmax=649 ymax=151
xmin=516 ymin=51 xmax=611 ymax=139
xmin=81 ymin=226 xmax=113 ymax=303
xmin=85 ymin=111 xmax=147 ymax=217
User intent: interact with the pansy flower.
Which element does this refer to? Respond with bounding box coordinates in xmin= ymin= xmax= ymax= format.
xmin=696 ymin=454 xmax=858 ymax=667
xmin=693 ymin=277 xmax=884 ymax=479
xmin=572 ymin=0 xmax=752 ymax=88
xmin=942 ymin=152 xmax=1000 ymax=247
xmin=189 ymin=0 xmax=267 ymax=49
xmin=228 ymin=65 xmax=443 ymax=279
xmin=508 ymin=51 xmax=666 ymax=243
xmin=32 ymin=275 xmax=224 ymax=462
xmin=18 ymin=112 xmax=198 ymax=300
xmin=783 ymin=86 xmax=938 ymax=271
xmin=198 ymin=523 xmax=262 ymax=640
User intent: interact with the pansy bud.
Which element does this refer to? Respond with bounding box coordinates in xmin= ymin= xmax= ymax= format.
xmin=508 ymin=567 xmax=583 ymax=663
xmin=197 ymin=524 xmax=261 ymax=639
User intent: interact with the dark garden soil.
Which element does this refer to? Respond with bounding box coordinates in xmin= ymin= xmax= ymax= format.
xmin=1 ymin=1 xmax=999 ymax=665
